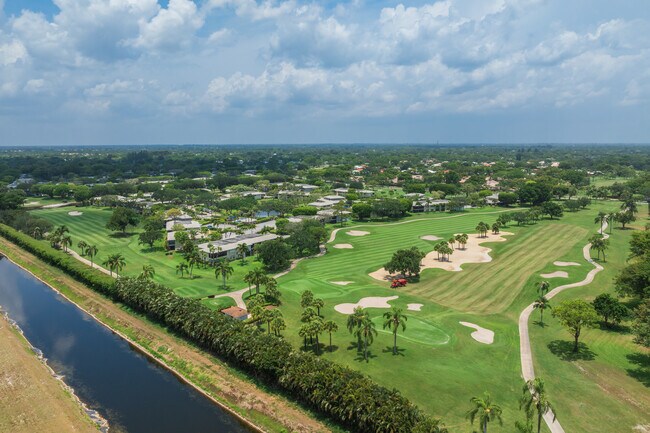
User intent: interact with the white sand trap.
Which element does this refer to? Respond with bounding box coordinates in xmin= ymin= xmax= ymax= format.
xmin=333 ymin=244 xmax=354 ymax=249
xmin=553 ymin=261 xmax=580 ymax=267
xmin=334 ymin=296 xmax=398 ymax=315
xmin=540 ymin=271 xmax=569 ymax=279
xmin=407 ymin=303 xmax=423 ymax=311
xmin=68 ymin=211 xmax=83 ymax=216
xmin=346 ymin=230 xmax=370 ymax=237
xmin=420 ymin=235 xmax=441 ymax=241
xmin=369 ymin=232 xmax=514 ymax=280
xmin=331 ymin=281 xmax=354 ymax=286
xmin=459 ymin=322 xmax=494 ymax=344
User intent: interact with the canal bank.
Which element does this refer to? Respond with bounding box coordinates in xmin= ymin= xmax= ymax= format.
xmin=0 ymin=240 xmax=333 ymax=433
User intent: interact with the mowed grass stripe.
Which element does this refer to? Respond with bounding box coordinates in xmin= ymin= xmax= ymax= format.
xmin=407 ymin=224 xmax=587 ymax=314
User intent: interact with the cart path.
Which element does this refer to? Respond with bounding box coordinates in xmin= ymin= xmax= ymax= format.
xmin=67 ymin=249 xmax=115 ymax=278
xmin=519 ymin=221 xmax=609 ymax=433
xmin=327 ymin=209 xmax=516 ymax=243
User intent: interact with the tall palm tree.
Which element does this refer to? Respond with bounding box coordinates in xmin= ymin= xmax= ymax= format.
xmin=312 ymin=298 xmax=325 ymax=316
xmin=538 ymin=281 xmax=550 ymax=296
xmin=606 ymin=213 xmax=616 ymax=234
xmin=245 ymin=268 xmax=268 ymax=296
xmin=492 ymin=222 xmax=501 ymax=234
xmin=86 ymin=245 xmax=98 ymax=268
xmin=102 ymin=257 xmax=114 ymax=277
xmin=176 ymin=262 xmax=188 ymax=278
xmin=533 ymin=296 xmax=551 ymax=325
xmin=520 ymin=378 xmax=555 ymax=433
xmin=466 ymin=392 xmax=503 ymax=433
xmin=140 ymin=264 xmax=155 ymax=280
xmin=448 ymin=236 xmax=456 ymax=249
xmin=236 ymin=242 xmax=249 ymax=264
xmin=589 ymin=234 xmax=609 ymax=261
xmin=323 ymin=320 xmax=338 ymax=352
xmin=264 ymin=277 xmax=279 ymax=299
xmin=383 ymin=307 xmax=407 ymax=355
xmin=355 ymin=316 xmax=377 ymax=362
xmin=347 ymin=307 xmax=366 ymax=351
xmin=113 ymin=253 xmax=126 ymax=277
xmin=60 ymin=235 xmax=72 ymax=253
xmin=77 ymin=240 xmax=88 ymax=256
xmin=185 ymin=250 xmax=201 ymax=279
xmin=271 ymin=316 xmax=286 ymax=336
xmin=594 ymin=212 xmax=607 ymax=234
xmin=214 ymin=259 xmax=234 ymax=289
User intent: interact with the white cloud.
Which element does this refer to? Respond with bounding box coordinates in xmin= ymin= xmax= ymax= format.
xmin=0 ymin=39 xmax=28 ymax=65
xmin=130 ymin=0 xmax=204 ymax=52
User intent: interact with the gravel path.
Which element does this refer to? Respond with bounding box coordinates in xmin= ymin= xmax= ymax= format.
xmin=518 ymin=221 xmax=609 ymax=433
xmin=67 ymin=249 xmax=114 ymax=278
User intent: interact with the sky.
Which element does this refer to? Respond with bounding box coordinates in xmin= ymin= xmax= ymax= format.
xmin=0 ymin=0 xmax=649 ymax=145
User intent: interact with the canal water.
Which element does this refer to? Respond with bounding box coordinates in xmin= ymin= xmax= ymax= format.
xmin=0 ymin=256 xmax=254 ymax=433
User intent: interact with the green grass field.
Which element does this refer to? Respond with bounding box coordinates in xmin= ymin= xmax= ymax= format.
xmin=33 ymin=203 xmax=650 ymax=432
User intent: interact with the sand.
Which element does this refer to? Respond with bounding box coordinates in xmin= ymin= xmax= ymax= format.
xmin=420 ymin=235 xmax=441 ymax=241
xmin=369 ymin=232 xmax=514 ymax=281
xmin=331 ymin=281 xmax=354 ymax=286
xmin=332 ymin=244 xmax=354 ymax=249
xmin=68 ymin=211 xmax=83 ymax=216
xmin=407 ymin=303 xmax=423 ymax=311
xmin=334 ymin=296 xmax=398 ymax=315
xmin=346 ymin=230 xmax=370 ymax=237
xmin=553 ymin=261 xmax=580 ymax=267
xmin=540 ymin=271 xmax=569 ymax=278
xmin=459 ymin=322 xmax=495 ymax=344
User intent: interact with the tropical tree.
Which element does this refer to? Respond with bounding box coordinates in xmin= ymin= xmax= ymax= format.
xmin=300 ymin=290 xmax=314 ymax=308
xmin=214 ymin=259 xmax=234 ymax=289
xmin=77 ymin=240 xmax=88 ymax=256
xmin=520 ymin=378 xmax=555 ymax=433
xmin=412 ymin=418 xmax=448 ymax=433
xmin=140 ymin=264 xmax=155 ymax=280
xmin=355 ymin=316 xmax=377 ymax=362
xmin=466 ymin=392 xmax=503 ymax=433
xmin=270 ymin=316 xmax=286 ymax=337
xmin=176 ymin=262 xmax=189 ymax=278
xmin=32 ymin=226 xmax=42 ymax=239
xmin=533 ymin=296 xmax=551 ymax=325
xmin=538 ymin=280 xmax=550 ymax=296
xmin=552 ymin=299 xmax=600 ymax=352
xmin=185 ymin=250 xmax=202 ymax=278
xmin=86 ymin=245 xmax=98 ymax=268
xmin=492 ymin=222 xmax=501 ymax=234
xmin=301 ymin=307 xmax=318 ymax=323
xmin=60 ymin=235 xmax=72 ymax=253
xmin=347 ymin=306 xmax=367 ymax=351
xmin=312 ymin=298 xmax=325 ymax=316
xmin=594 ymin=211 xmax=607 ymax=234
xmin=323 ymin=320 xmax=338 ymax=352
xmin=448 ymin=236 xmax=456 ymax=249
xmin=264 ymin=278 xmax=281 ymax=303
xmin=589 ymin=234 xmax=610 ymax=262
xmin=236 ymin=242 xmax=249 ymax=264
xmin=103 ymin=253 xmax=125 ymax=277
xmin=476 ymin=222 xmax=489 ymax=238
xmin=383 ymin=307 xmax=407 ymax=355
xmin=243 ymin=268 xmax=267 ymax=296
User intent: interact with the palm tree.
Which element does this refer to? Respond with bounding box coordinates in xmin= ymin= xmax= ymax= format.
xmin=312 ymin=298 xmax=325 ymax=316
xmin=264 ymin=277 xmax=279 ymax=301
xmin=533 ymin=296 xmax=551 ymax=325
xmin=466 ymin=392 xmax=503 ymax=433
xmin=347 ymin=307 xmax=366 ymax=351
xmin=236 ymin=243 xmax=249 ymax=264
xmin=245 ymin=268 xmax=268 ymax=296
xmin=606 ymin=213 xmax=616 ymax=234
xmin=185 ymin=250 xmax=201 ymax=279
xmin=300 ymin=290 xmax=314 ymax=308
xmin=86 ymin=245 xmax=98 ymax=268
xmin=594 ymin=211 xmax=607 ymax=234
xmin=214 ymin=259 xmax=234 ymax=289
xmin=60 ymin=235 xmax=72 ymax=253
xmin=448 ymin=236 xmax=456 ymax=249
xmin=355 ymin=316 xmax=377 ymax=362
xmin=176 ymin=262 xmax=188 ymax=278
xmin=538 ymin=281 xmax=550 ymax=296
xmin=102 ymin=257 xmax=114 ymax=277
xmin=32 ymin=226 xmax=42 ymax=239
xmin=460 ymin=233 xmax=469 ymax=249
xmin=77 ymin=240 xmax=88 ymax=256
xmin=323 ymin=320 xmax=338 ymax=352
xmin=271 ymin=316 xmax=286 ymax=336
xmin=492 ymin=222 xmax=501 ymax=234
xmin=521 ymin=378 xmax=555 ymax=433
xmin=140 ymin=264 xmax=155 ymax=280
xmin=113 ymin=253 xmax=126 ymax=277
xmin=383 ymin=307 xmax=407 ymax=355
xmin=589 ymin=234 xmax=609 ymax=261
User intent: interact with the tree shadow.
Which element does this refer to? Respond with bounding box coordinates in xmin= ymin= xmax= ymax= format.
xmin=598 ymin=322 xmax=631 ymax=334
xmin=548 ymin=340 xmax=597 ymax=361
xmin=324 ymin=345 xmax=339 ymax=353
xmin=382 ymin=346 xmax=406 ymax=356
xmin=533 ymin=320 xmax=549 ymax=328
xmin=140 ymin=246 xmax=166 ymax=253
xmin=347 ymin=341 xmax=362 ymax=352
xmin=109 ymin=231 xmax=137 ymax=238
xmin=626 ymin=353 xmax=650 ymax=387
xmin=354 ymin=351 xmax=378 ymax=362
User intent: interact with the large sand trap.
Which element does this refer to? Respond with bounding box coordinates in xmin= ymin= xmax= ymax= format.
xmin=459 ymin=322 xmax=494 ymax=344
xmin=346 ymin=230 xmax=370 ymax=237
xmin=334 ymin=296 xmax=398 ymax=315
xmin=420 ymin=235 xmax=441 ymax=241
xmin=540 ymin=271 xmax=569 ymax=279
xmin=553 ymin=261 xmax=580 ymax=267
xmin=333 ymin=244 xmax=354 ymax=249
xmin=407 ymin=303 xmax=423 ymax=311
xmin=68 ymin=211 xmax=83 ymax=216
xmin=369 ymin=232 xmax=513 ymax=280
xmin=331 ymin=281 xmax=354 ymax=286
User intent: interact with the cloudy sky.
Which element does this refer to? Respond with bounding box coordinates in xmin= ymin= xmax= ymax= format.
xmin=0 ymin=0 xmax=649 ymax=145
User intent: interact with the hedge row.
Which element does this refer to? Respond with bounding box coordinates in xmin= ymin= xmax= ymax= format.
xmin=0 ymin=224 xmax=443 ymax=433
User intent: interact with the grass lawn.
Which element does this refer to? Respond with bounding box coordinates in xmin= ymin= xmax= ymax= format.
xmin=32 ymin=206 xmax=262 ymax=298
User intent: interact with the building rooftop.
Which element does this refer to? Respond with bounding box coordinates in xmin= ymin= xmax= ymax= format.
xmin=221 ymin=306 xmax=249 ymax=319
xmin=198 ymin=233 xmax=279 ymax=254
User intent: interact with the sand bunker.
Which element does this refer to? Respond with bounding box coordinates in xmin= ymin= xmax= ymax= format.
xmin=331 ymin=281 xmax=354 ymax=286
xmin=459 ymin=322 xmax=494 ymax=344
xmin=370 ymin=232 xmax=513 ymax=281
xmin=333 ymin=244 xmax=354 ymax=249
xmin=407 ymin=303 xmax=423 ymax=311
xmin=420 ymin=235 xmax=442 ymax=241
xmin=68 ymin=211 xmax=83 ymax=216
xmin=540 ymin=271 xmax=569 ymax=279
xmin=334 ymin=296 xmax=398 ymax=315
xmin=346 ymin=230 xmax=370 ymax=237
xmin=553 ymin=261 xmax=580 ymax=267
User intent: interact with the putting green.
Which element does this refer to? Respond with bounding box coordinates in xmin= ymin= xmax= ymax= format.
xmin=371 ymin=316 xmax=450 ymax=346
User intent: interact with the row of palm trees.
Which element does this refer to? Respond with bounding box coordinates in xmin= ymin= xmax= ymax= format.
xmin=299 ymin=291 xmax=337 ymax=355
xmin=467 ymin=378 xmax=553 ymax=433
xmin=346 ymin=306 xmax=408 ymax=360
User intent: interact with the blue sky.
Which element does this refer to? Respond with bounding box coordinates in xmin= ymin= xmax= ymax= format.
xmin=0 ymin=0 xmax=649 ymax=145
